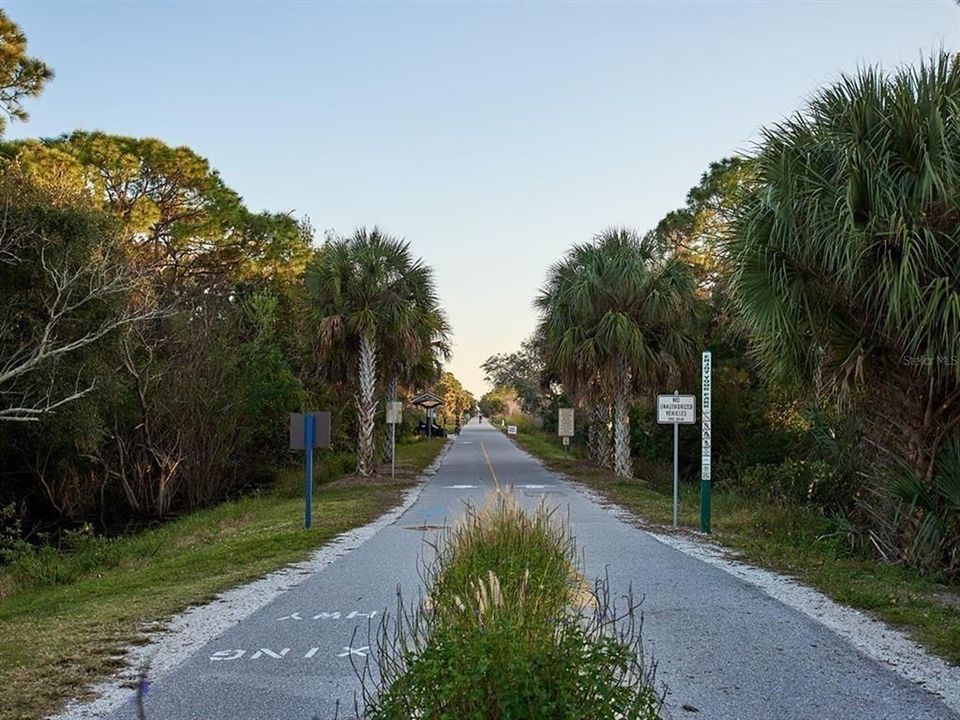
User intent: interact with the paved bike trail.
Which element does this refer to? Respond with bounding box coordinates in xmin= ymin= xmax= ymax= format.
xmin=105 ymin=418 xmax=959 ymax=720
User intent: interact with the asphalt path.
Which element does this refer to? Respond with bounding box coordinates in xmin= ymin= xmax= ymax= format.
xmin=109 ymin=418 xmax=959 ymax=720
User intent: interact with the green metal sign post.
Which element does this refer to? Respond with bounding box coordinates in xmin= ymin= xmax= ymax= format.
xmin=701 ymin=351 xmax=712 ymax=534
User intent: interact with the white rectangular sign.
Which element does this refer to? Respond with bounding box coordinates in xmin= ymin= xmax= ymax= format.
xmin=558 ymin=408 xmax=575 ymax=437
xmin=385 ymin=401 xmax=402 ymax=425
xmin=507 ymin=425 xmax=518 ymax=436
xmin=657 ymin=394 xmax=696 ymax=425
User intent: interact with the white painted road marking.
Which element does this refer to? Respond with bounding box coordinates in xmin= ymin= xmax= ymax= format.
xmin=337 ymin=646 xmax=369 ymax=658
xmin=250 ymin=648 xmax=290 ymax=659
xmin=518 ymin=484 xmax=549 ymax=489
xmin=209 ymin=647 xmax=327 ymax=661
xmin=210 ymin=650 xmax=245 ymax=661
xmin=274 ymin=610 xmax=379 ymax=621
xmin=443 ymin=484 xmax=477 ymax=489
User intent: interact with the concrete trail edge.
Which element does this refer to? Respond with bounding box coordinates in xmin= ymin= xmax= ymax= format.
xmin=49 ymin=440 xmax=453 ymax=720
xmin=501 ymin=437 xmax=960 ymax=715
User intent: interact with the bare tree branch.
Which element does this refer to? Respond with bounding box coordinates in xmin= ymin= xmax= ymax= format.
xmin=0 ymin=226 xmax=170 ymax=421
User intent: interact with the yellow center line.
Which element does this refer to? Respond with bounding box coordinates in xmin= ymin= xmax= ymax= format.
xmin=480 ymin=442 xmax=501 ymax=492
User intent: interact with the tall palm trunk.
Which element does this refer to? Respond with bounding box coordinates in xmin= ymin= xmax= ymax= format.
xmin=381 ymin=376 xmax=398 ymax=464
xmin=612 ymin=359 xmax=632 ymax=478
xmin=356 ymin=334 xmax=378 ymax=476
xmin=588 ymin=399 xmax=613 ymax=468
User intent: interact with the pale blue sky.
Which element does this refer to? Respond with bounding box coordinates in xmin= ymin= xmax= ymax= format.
xmin=8 ymin=1 xmax=959 ymax=395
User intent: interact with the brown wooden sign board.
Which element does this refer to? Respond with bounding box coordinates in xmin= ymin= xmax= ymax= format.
xmin=410 ymin=392 xmax=444 ymax=410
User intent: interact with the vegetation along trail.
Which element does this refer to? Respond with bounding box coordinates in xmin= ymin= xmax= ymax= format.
xmin=77 ymin=419 xmax=959 ymax=720
xmin=2 ymin=5 xmax=959 ymax=720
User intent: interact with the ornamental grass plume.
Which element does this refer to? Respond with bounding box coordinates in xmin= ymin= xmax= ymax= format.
xmin=350 ymin=488 xmax=662 ymax=720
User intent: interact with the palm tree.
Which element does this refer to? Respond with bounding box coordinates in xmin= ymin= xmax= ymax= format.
xmin=380 ymin=305 xmax=451 ymax=462
xmin=306 ymin=227 xmax=448 ymax=476
xmin=728 ymin=52 xmax=960 ymax=480
xmin=586 ymin=381 xmax=613 ymax=469
xmin=536 ymin=228 xmax=698 ymax=478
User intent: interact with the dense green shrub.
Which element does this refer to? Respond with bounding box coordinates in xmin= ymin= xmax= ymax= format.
xmin=738 ymin=460 xmax=836 ymax=507
xmin=500 ymin=414 xmax=541 ymax=435
xmin=273 ymin=453 xmax=356 ymax=499
xmin=367 ymin=601 xmax=657 ymax=720
xmin=867 ymin=437 xmax=960 ymax=581
xmin=0 ymin=517 xmax=123 ymax=590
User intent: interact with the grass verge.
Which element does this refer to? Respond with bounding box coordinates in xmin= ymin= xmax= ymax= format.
xmin=497 ymin=420 xmax=960 ymax=667
xmin=0 ymin=438 xmax=447 ymax=720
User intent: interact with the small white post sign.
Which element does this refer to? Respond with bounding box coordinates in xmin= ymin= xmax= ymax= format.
xmin=385 ymin=401 xmax=402 ymax=425
xmin=657 ymin=392 xmax=696 ymax=529
xmin=507 ymin=425 xmax=518 ymax=436
xmin=657 ymin=394 xmax=696 ymax=425
xmin=385 ymin=401 xmax=403 ymax=479
xmin=558 ymin=408 xmax=575 ymax=437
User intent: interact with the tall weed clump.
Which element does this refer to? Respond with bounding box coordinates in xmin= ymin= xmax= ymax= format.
xmin=352 ymin=493 xmax=662 ymax=719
